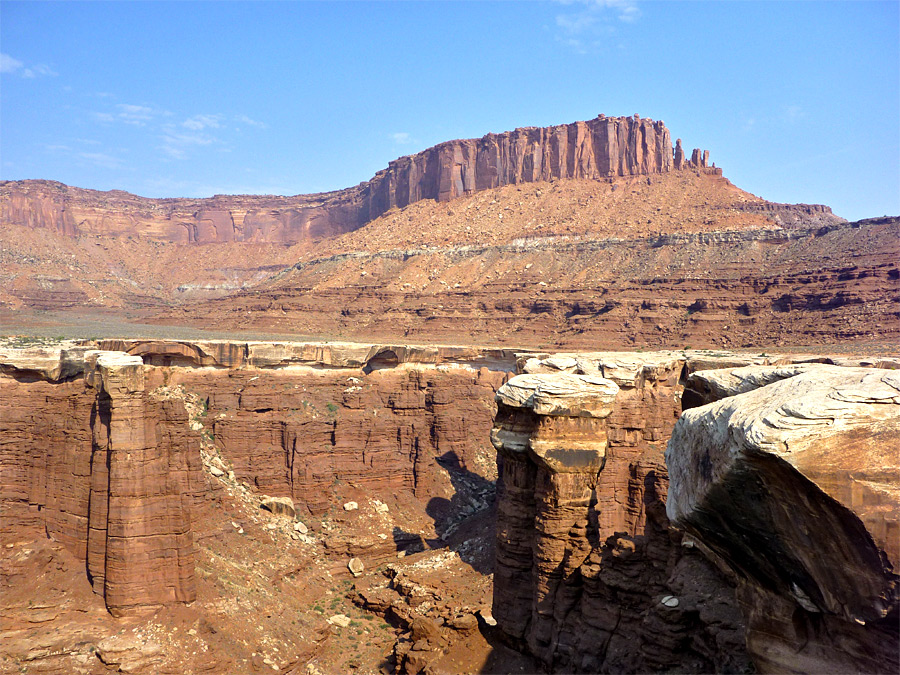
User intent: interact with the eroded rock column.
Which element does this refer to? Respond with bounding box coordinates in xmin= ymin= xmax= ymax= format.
xmin=85 ymin=351 xmax=197 ymax=616
xmin=491 ymin=373 xmax=618 ymax=660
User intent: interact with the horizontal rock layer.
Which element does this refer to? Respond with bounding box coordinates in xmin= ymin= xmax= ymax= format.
xmin=161 ymin=217 xmax=899 ymax=349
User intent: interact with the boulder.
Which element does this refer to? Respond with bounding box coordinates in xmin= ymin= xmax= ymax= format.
xmin=260 ymin=496 xmax=296 ymax=518
xmin=666 ymin=366 xmax=900 ymax=674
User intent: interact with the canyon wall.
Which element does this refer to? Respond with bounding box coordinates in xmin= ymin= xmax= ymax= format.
xmin=490 ymin=353 xmax=752 ymax=673
xmin=0 ymin=349 xmax=201 ymax=617
xmin=0 ymin=115 xmax=703 ymax=245
xmin=4 ymin=340 xmax=897 ymax=673
xmin=0 ymin=340 xmax=516 ymax=618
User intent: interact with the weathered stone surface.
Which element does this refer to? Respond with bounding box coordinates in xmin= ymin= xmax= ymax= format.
xmin=260 ymin=496 xmax=296 ymax=518
xmin=683 ymin=362 xmax=825 ymax=406
xmin=666 ymin=366 xmax=900 ymax=674
xmin=491 ymin=354 xmax=751 ymax=673
xmin=496 ymin=372 xmax=619 ymax=418
xmin=0 ymin=341 xmax=95 ymax=381
xmin=1 ymin=349 xmax=201 ymax=618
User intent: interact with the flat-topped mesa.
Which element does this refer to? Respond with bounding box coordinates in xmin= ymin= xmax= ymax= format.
xmin=0 ymin=114 xmax=716 ymax=244
xmin=361 ymin=114 xmax=689 ymax=217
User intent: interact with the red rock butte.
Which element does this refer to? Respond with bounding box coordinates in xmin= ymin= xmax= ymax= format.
xmin=1 ymin=114 xmax=714 ymax=245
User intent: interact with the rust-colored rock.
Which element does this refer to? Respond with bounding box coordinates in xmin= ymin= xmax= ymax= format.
xmin=490 ymin=354 xmax=752 ymax=673
xmin=0 ymin=115 xmax=681 ymax=247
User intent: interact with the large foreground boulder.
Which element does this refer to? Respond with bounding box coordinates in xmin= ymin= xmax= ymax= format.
xmin=666 ymin=366 xmax=899 ymax=673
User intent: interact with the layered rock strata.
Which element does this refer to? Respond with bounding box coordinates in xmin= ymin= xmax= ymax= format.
xmin=666 ymin=365 xmax=900 ymax=673
xmin=167 ymin=216 xmax=898 ymax=349
xmin=0 ymin=349 xmax=201 ymax=616
xmin=1 ymin=115 xmax=700 ymax=245
xmin=490 ymin=354 xmax=752 ymax=673
xmin=0 ymin=340 xmax=514 ymax=619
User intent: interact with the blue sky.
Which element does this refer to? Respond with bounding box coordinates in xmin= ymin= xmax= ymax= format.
xmin=1 ymin=1 xmax=897 ymax=221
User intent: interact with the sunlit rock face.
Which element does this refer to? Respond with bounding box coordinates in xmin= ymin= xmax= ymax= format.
xmin=491 ymin=354 xmax=752 ymax=674
xmin=667 ymin=365 xmax=900 ymax=674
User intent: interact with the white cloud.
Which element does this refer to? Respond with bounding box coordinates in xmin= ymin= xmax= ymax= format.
xmin=0 ymin=53 xmax=23 ymax=73
xmin=160 ymin=126 xmax=217 ymax=160
xmin=1 ymin=53 xmax=57 ymax=77
xmin=183 ymin=114 xmax=223 ymax=131
xmin=116 ymin=103 xmax=157 ymax=125
xmin=80 ymin=152 xmax=124 ymax=169
xmin=600 ymin=0 xmax=641 ymax=23
xmin=554 ymin=0 xmax=640 ymax=52
xmin=235 ymin=114 xmax=267 ymax=129
xmin=23 ymin=64 xmax=58 ymax=78
xmin=390 ymin=132 xmax=413 ymax=144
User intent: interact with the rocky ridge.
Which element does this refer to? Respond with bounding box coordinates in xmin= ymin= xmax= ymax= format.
xmin=0 ymin=115 xmax=702 ymax=246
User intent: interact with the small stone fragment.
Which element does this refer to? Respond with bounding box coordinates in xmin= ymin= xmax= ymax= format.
xmin=343 ymin=501 xmax=358 ymax=511
xmin=327 ymin=614 xmax=351 ymax=627
xmin=348 ymin=557 xmax=364 ymax=577
xmin=661 ymin=595 xmax=679 ymax=608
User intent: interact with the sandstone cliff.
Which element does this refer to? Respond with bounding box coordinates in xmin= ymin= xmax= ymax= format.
xmin=667 ymin=365 xmax=900 ymax=673
xmin=1 ymin=115 xmax=704 ymax=246
xmin=0 ymin=348 xmax=201 ymax=617
xmin=490 ymin=353 xmax=752 ymax=673
xmin=4 ymin=340 xmax=898 ymax=673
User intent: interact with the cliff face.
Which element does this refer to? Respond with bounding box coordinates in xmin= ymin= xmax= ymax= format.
xmin=0 ymin=115 xmax=700 ymax=245
xmin=490 ymin=353 xmax=752 ymax=673
xmin=0 ymin=340 xmax=514 ymax=619
xmin=667 ymin=365 xmax=900 ymax=674
xmin=0 ymin=349 xmax=201 ymax=617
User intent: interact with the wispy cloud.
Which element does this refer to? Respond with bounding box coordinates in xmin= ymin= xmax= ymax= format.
xmin=553 ymin=0 xmax=641 ymax=52
xmin=1 ymin=52 xmax=57 ymax=78
xmin=86 ymin=98 xmax=264 ymax=161
xmin=390 ymin=132 xmax=413 ymax=145
xmin=116 ymin=103 xmax=162 ymax=126
xmin=235 ymin=114 xmax=267 ymax=129
xmin=0 ymin=53 xmax=22 ymax=73
xmin=160 ymin=126 xmax=217 ymax=160
xmin=80 ymin=152 xmax=125 ymax=170
xmin=183 ymin=114 xmax=223 ymax=131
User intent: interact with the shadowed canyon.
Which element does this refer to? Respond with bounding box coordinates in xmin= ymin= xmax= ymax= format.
xmin=1 ymin=115 xmax=898 ymax=675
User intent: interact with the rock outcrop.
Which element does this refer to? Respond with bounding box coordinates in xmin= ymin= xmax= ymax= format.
xmin=0 ymin=340 xmax=514 ymax=620
xmin=666 ymin=366 xmax=900 ymax=673
xmin=1 ymin=348 xmax=201 ymax=617
xmin=490 ymin=354 xmax=752 ymax=673
xmin=1 ymin=115 xmax=703 ymax=246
